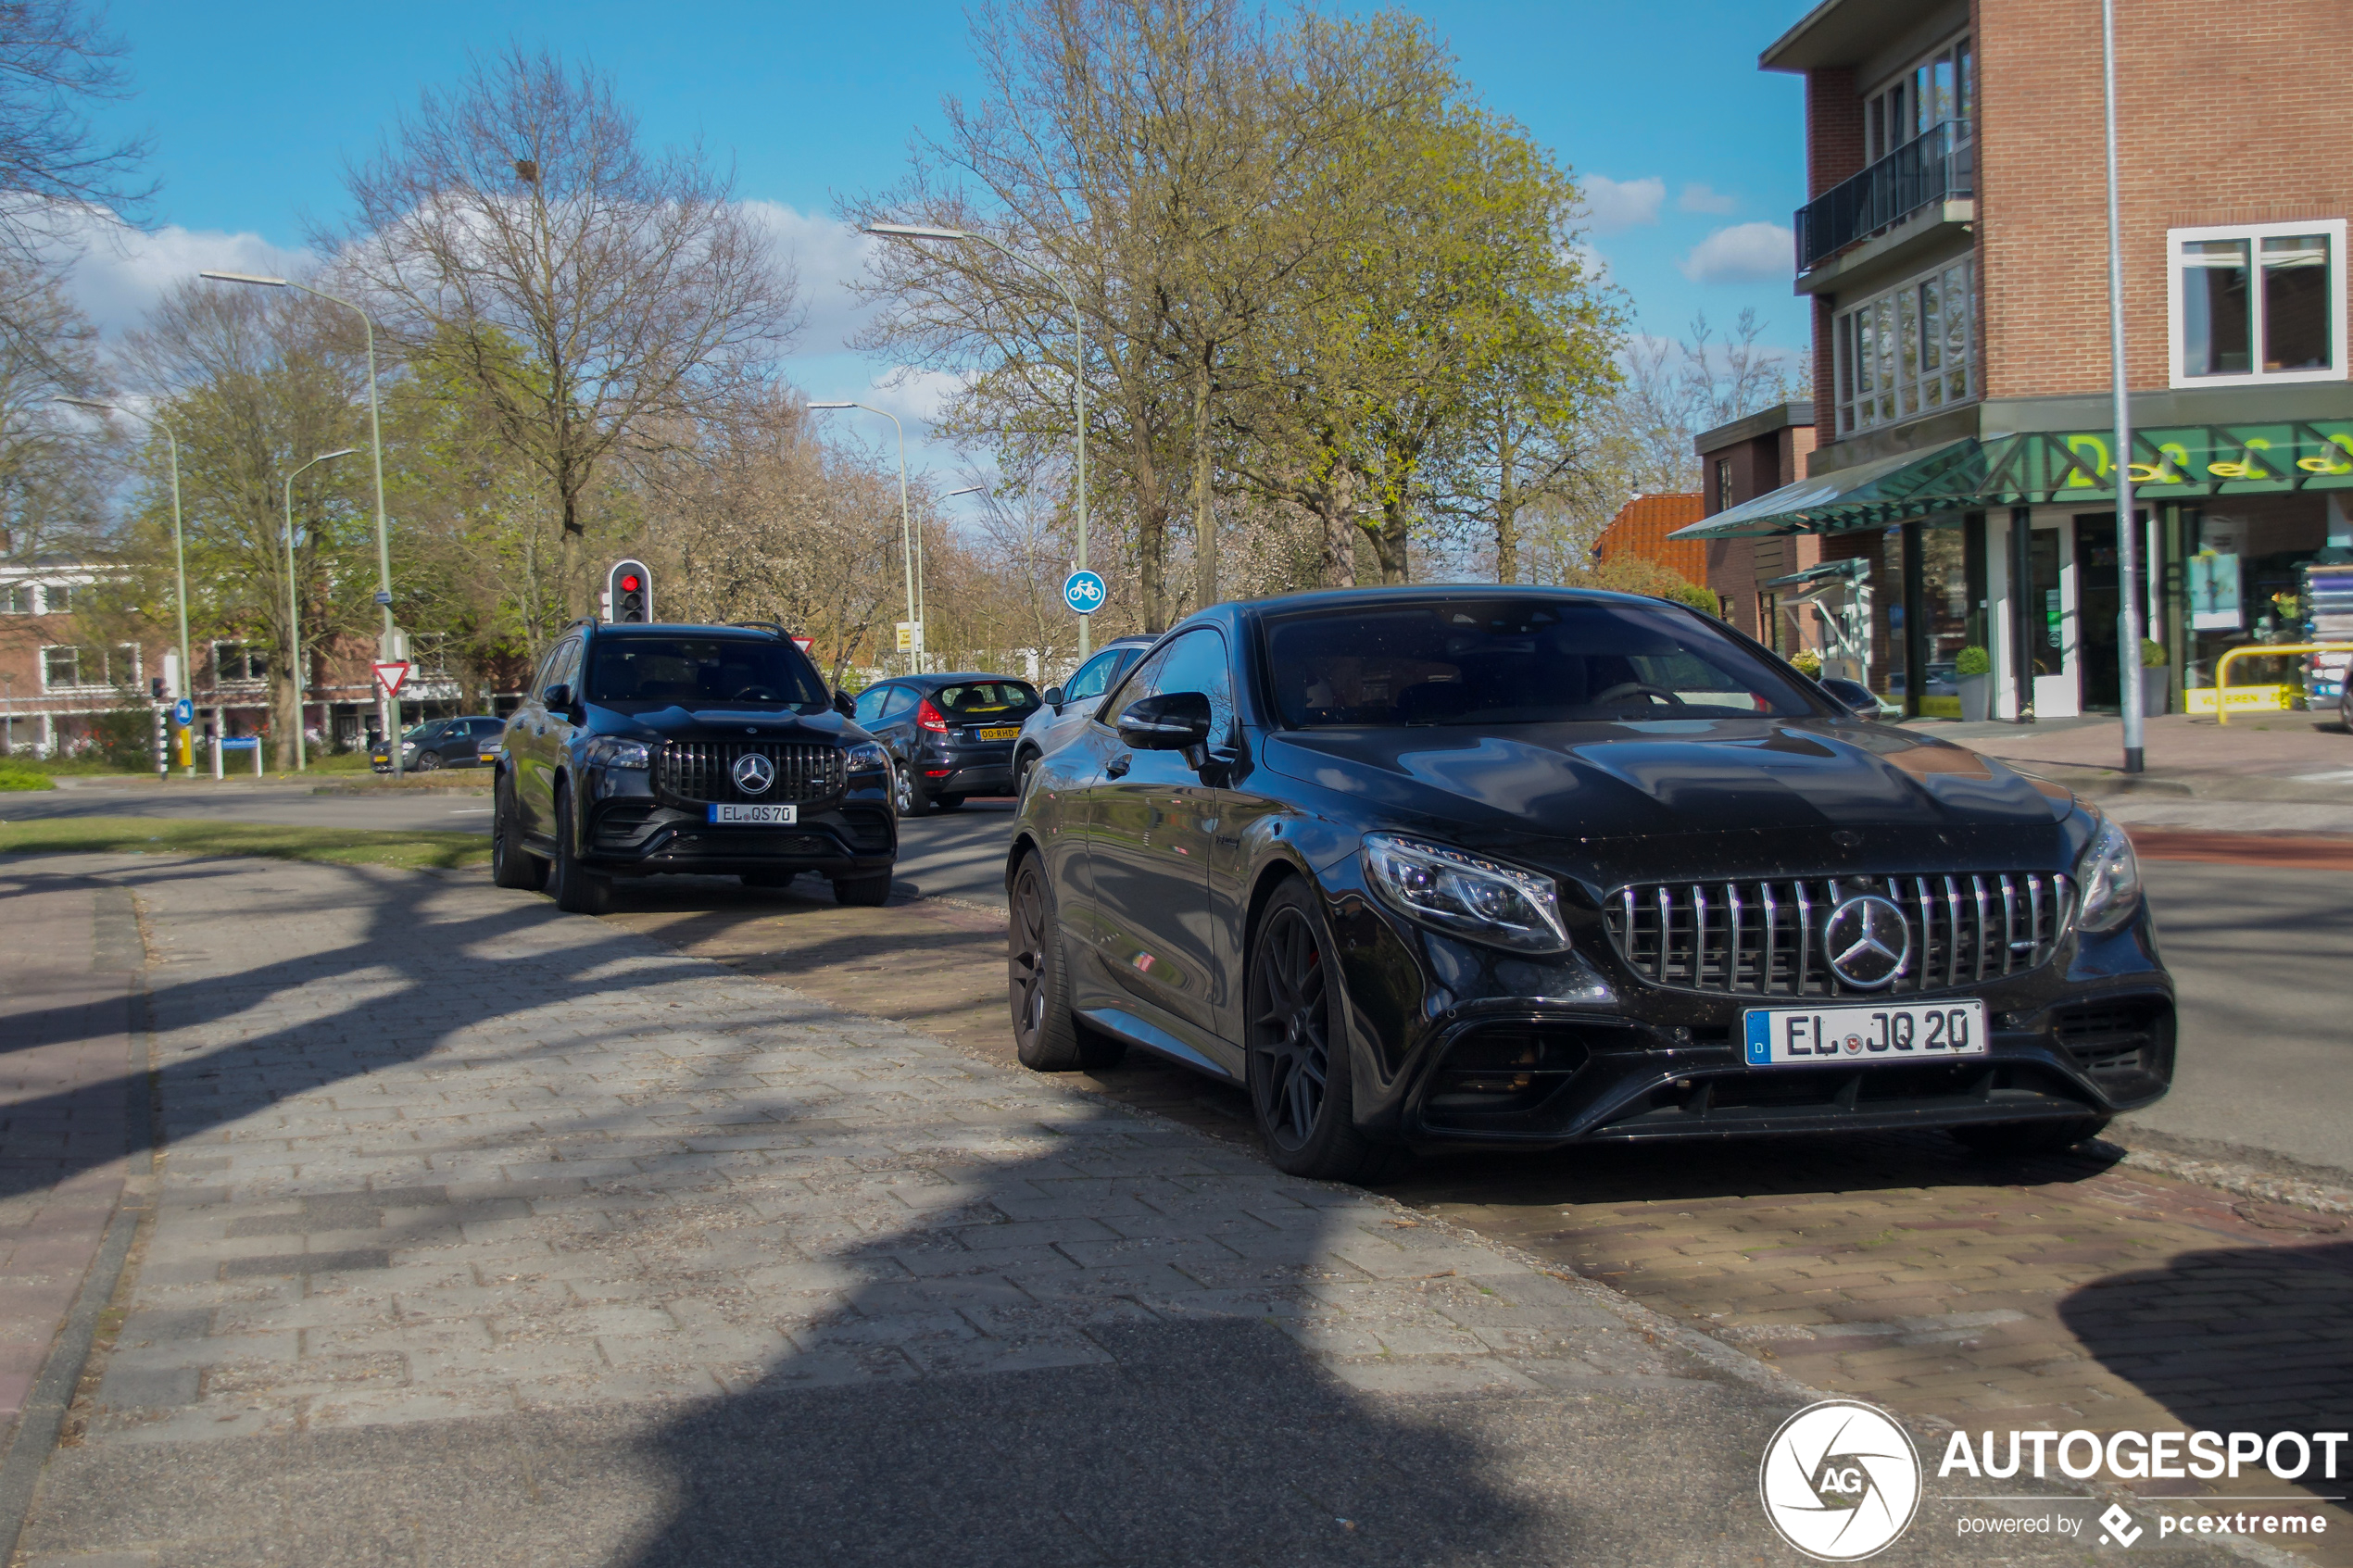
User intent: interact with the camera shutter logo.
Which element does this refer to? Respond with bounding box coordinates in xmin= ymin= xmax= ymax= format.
xmin=1758 ymin=1399 xmax=1921 ymax=1561
xmin=732 ymin=752 xmax=775 ymax=796
xmin=1822 ymin=895 xmax=1910 ymax=989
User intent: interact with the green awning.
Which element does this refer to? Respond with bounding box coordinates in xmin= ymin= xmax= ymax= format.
xmin=1669 ymin=420 xmax=2353 ymax=540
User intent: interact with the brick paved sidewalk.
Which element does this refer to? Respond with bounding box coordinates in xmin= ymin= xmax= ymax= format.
xmin=0 ymin=853 xmax=2241 ymax=1567
xmin=0 ymin=865 xmax=138 ymax=1452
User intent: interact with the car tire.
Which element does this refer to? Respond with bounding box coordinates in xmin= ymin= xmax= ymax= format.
xmin=1948 ymin=1116 xmax=2110 ymax=1156
xmin=1013 ymin=749 xmax=1037 ymax=797
xmin=891 ymin=760 xmax=926 ymax=819
xmin=1245 ymin=877 xmax=1403 ymax=1185
xmin=547 ymin=780 xmax=611 ymax=915
xmin=490 ymin=769 xmax=547 ymax=891
xmin=832 ymin=872 xmax=893 ymax=907
xmin=933 ymin=794 xmax=966 ymax=811
xmin=1008 ymin=849 xmax=1126 ymax=1072
xmin=414 ymin=749 xmax=443 ymax=771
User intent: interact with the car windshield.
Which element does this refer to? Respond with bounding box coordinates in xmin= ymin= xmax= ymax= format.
xmin=398 ymin=723 xmax=435 ymax=744
xmin=1264 ymin=597 xmax=1819 ymax=728
xmin=585 ymin=636 xmax=831 ymax=709
xmin=933 ymin=681 xmax=1040 ymax=718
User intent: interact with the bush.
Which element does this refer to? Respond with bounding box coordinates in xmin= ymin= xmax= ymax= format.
xmin=0 ymin=760 xmax=56 ymax=791
xmin=1788 ymin=650 xmax=1822 ymax=679
xmin=1956 ymin=645 xmax=1991 ymax=677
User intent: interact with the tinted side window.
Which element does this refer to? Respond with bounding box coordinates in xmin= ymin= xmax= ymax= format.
xmin=542 ymin=639 xmax=582 ymax=697
xmin=881 ymin=687 xmax=918 ymax=719
xmin=852 ymin=685 xmax=891 ymax=723
xmin=1152 ymin=629 xmax=1234 ymax=743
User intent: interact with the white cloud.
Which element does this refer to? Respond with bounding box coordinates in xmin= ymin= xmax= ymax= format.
xmin=1680 ymin=221 xmax=1794 ymax=283
xmin=1579 ymin=174 xmax=1664 ymax=232
xmin=739 ymin=200 xmax=876 ymax=355
xmin=57 ymin=217 xmax=313 ymax=338
xmin=1678 ymin=182 xmax=1739 ymax=215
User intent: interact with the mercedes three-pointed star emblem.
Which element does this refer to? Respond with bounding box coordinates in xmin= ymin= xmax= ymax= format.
xmin=732 ymin=752 xmax=775 ymax=796
xmin=1822 ymin=894 xmax=1910 ymax=989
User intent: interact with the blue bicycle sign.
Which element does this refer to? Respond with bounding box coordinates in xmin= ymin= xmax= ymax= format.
xmin=1063 ymin=570 xmax=1107 ymax=615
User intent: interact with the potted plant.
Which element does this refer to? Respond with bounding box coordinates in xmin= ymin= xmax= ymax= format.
xmin=1790 ymin=650 xmax=1822 ymax=680
xmin=2139 ymin=638 xmax=2171 ymax=716
xmin=1956 ymin=645 xmax=1993 ymax=721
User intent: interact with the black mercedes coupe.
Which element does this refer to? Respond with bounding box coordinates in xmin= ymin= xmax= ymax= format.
xmin=1004 ymin=587 xmax=2171 ymax=1184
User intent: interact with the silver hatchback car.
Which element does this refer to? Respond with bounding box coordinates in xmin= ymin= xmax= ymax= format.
xmin=1012 ymin=634 xmax=1157 ymax=796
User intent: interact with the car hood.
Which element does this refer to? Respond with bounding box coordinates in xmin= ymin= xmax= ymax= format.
xmin=1261 ymin=717 xmax=2074 ymax=876
xmin=590 ymin=705 xmax=858 ymax=742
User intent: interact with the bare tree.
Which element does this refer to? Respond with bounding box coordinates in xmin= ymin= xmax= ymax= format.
xmin=327 ymin=46 xmax=798 ymax=615
xmin=0 ymin=0 xmax=152 ymax=270
xmin=0 ymin=257 xmax=107 ymax=557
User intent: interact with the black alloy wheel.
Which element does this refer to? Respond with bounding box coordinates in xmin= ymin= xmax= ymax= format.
xmin=414 ymin=747 xmax=443 ymax=771
xmin=1244 ymin=879 xmax=1399 ymax=1184
xmin=1007 ymin=850 xmax=1123 ymax=1072
xmin=489 ymin=769 xmax=547 ymax=891
xmin=547 ymin=780 xmax=611 ymax=916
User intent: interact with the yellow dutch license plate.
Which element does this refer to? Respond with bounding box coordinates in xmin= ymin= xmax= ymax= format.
xmin=975 ymin=727 xmax=1021 ymax=741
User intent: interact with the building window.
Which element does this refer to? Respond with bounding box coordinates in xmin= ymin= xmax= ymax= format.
xmin=0 ymin=583 xmax=31 ymax=614
xmin=1863 ymin=32 xmax=1971 ymax=164
xmin=212 ymin=641 xmax=269 ymax=684
xmin=1714 ymin=457 xmax=1734 ymax=513
xmin=41 ymin=583 xmax=71 ymax=614
xmin=2169 ymin=220 xmax=2345 ymax=388
xmin=1833 ymin=258 xmax=1977 ymax=435
xmin=42 ymin=646 xmax=82 ymax=689
xmin=39 ymin=644 xmax=136 ymax=691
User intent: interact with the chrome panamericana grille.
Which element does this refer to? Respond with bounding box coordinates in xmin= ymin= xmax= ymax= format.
xmin=1601 ymin=873 xmax=2070 ymax=997
xmin=655 ymin=742 xmax=845 ymax=804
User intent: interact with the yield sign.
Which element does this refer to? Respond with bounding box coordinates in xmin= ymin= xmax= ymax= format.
xmin=371 ymin=661 xmax=411 ymax=698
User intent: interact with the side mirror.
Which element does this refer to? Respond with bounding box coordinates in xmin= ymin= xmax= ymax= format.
xmin=832 ymin=690 xmax=855 ymax=718
xmin=1041 ymin=686 xmax=1065 ymax=709
xmin=541 ymin=684 xmax=572 ymax=710
xmin=1116 ymin=691 xmax=1213 ymax=751
xmin=1817 ymin=677 xmax=1881 ymax=718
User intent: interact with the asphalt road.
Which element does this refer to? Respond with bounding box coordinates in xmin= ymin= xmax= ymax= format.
xmin=7 ymin=781 xmax=2343 ymax=1176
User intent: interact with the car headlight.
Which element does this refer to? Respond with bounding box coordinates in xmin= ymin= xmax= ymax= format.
xmin=843 ymin=740 xmax=888 ymax=772
xmin=1361 ymin=833 xmax=1569 ymax=954
xmin=585 ymin=736 xmax=651 ymax=771
xmin=2074 ymin=814 xmax=2142 ymax=934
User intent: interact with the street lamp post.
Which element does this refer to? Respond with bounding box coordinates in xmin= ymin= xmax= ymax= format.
xmin=200 ymin=271 xmax=404 ymax=774
xmin=864 ymin=223 xmax=1092 ymax=661
xmin=809 ymin=400 xmax=918 ymax=672
xmin=57 ymin=396 xmax=194 ymax=774
xmin=282 ymin=447 xmax=359 ymax=771
xmin=2100 ymin=0 xmax=2145 ymax=774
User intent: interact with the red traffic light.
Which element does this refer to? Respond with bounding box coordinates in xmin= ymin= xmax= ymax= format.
xmin=621 ymin=574 xmax=640 ymax=592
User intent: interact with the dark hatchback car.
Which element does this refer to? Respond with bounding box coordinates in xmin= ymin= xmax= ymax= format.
xmin=491 ymin=622 xmax=896 ymax=914
xmin=852 ymin=674 xmax=1043 ymax=816
xmin=371 ymin=714 xmax=504 ymax=772
xmin=1006 ymin=587 xmax=2171 ymax=1184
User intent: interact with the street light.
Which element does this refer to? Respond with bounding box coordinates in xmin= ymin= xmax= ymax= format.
xmin=57 ymin=396 xmax=194 ymax=774
xmin=865 ymin=223 xmax=1093 ymax=660
xmin=2098 ymin=0 xmax=2146 ymax=774
xmin=282 ymin=447 xmax=359 ymax=772
xmin=201 ymin=270 xmax=405 ymax=774
xmin=809 ymin=400 xmax=919 ymax=671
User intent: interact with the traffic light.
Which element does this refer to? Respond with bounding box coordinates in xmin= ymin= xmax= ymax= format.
xmin=608 ymin=559 xmax=652 ymax=623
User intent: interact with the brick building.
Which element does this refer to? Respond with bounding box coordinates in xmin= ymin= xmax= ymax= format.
xmin=1675 ymin=0 xmax=2353 ymax=721
xmin=1694 ymin=401 xmax=1824 ymax=655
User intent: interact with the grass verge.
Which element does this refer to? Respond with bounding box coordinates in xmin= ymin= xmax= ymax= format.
xmin=0 ymin=817 xmax=492 ymax=872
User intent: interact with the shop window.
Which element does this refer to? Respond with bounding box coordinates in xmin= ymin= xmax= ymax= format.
xmin=1834 ymin=259 xmax=1976 ymax=435
xmin=2169 ymin=220 xmax=2345 ymax=388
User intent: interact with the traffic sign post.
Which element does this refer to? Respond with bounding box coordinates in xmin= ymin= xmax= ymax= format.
xmin=1063 ymin=571 xmax=1106 ymax=617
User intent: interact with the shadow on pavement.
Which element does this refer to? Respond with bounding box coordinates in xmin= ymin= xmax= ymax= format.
xmin=2057 ymin=1238 xmax=2353 ymax=1508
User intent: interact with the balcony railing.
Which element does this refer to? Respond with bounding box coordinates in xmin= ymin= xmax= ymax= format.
xmin=1795 ymin=120 xmax=1974 ymax=273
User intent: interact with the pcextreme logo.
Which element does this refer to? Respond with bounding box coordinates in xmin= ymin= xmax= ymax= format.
xmin=1759 ymin=1399 xmax=1923 ymax=1562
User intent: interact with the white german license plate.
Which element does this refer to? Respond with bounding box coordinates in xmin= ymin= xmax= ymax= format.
xmin=709 ymin=803 xmax=797 ymax=824
xmin=1743 ymin=1000 xmax=1987 ymax=1067
xmin=975 ymin=726 xmax=1020 ymax=741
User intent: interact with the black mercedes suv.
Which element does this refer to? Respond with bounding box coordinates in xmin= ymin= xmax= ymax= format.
xmin=1007 ymin=586 xmax=2173 ymax=1184
xmin=490 ymin=621 xmax=896 ymax=914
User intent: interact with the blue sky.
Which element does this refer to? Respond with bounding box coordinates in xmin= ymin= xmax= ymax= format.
xmin=75 ymin=0 xmax=1810 ymax=488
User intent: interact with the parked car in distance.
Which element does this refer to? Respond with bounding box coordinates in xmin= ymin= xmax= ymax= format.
xmin=491 ymin=621 xmax=895 ymax=914
xmin=372 ymin=714 xmax=506 ymax=772
xmin=1007 ymin=586 xmax=2171 ymax=1185
xmin=1013 ymin=635 xmax=1158 ymax=795
xmin=852 ymin=673 xmax=1043 ymax=816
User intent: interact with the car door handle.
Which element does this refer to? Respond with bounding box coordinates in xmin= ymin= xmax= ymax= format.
xmin=1106 ymin=754 xmax=1130 ymax=779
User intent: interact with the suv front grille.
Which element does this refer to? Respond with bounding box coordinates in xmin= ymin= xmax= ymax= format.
xmin=1601 ymin=872 xmax=2070 ymax=997
xmin=656 ymin=742 xmax=846 ymax=804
